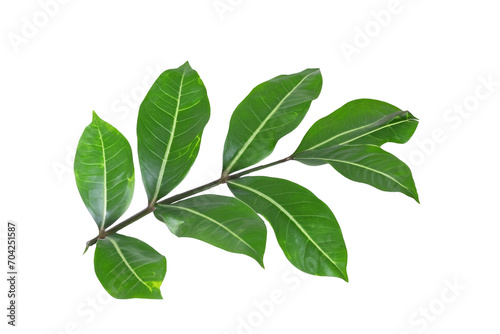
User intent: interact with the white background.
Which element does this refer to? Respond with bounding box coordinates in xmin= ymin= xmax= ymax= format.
xmin=1 ymin=0 xmax=499 ymax=333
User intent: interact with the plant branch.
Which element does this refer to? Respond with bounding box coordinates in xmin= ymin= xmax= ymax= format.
xmin=156 ymin=178 xmax=224 ymax=205
xmin=84 ymin=155 xmax=294 ymax=252
xmin=228 ymin=155 xmax=293 ymax=180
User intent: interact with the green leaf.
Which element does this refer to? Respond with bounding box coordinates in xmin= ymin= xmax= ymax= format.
xmin=295 ymin=145 xmax=419 ymax=202
xmin=94 ymin=234 xmax=166 ymax=299
xmin=222 ymin=68 xmax=322 ymax=176
xmin=295 ymin=99 xmax=418 ymax=153
xmin=228 ymin=176 xmax=348 ymax=280
xmin=74 ymin=112 xmax=135 ymax=230
xmin=137 ymin=62 xmax=210 ymax=205
xmin=155 ymin=195 xmax=267 ymax=267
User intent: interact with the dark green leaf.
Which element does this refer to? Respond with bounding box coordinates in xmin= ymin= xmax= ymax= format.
xmin=137 ymin=62 xmax=210 ymax=205
xmin=155 ymin=195 xmax=266 ymax=267
xmin=295 ymin=145 xmax=419 ymax=202
xmin=94 ymin=234 xmax=166 ymax=299
xmin=228 ymin=176 xmax=348 ymax=280
xmin=222 ymin=68 xmax=322 ymax=176
xmin=295 ymin=99 xmax=418 ymax=153
xmin=74 ymin=112 xmax=135 ymax=230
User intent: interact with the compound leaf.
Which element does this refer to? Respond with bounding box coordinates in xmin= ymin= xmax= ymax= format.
xmin=74 ymin=111 xmax=135 ymax=230
xmin=155 ymin=195 xmax=267 ymax=267
xmin=94 ymin=234 xmax=166 ymax=299
xmin=228 ymin=176 xmax=348 ymax=280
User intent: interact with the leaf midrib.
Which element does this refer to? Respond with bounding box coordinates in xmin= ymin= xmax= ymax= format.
xmin=229 ymin=181 xmax=344 ymax=277
xmin=150 ymin=70 xmax=186 ymax=204
xmin=224 ymin=71 xmax=317 ymax=173
xmin=307 ymin=110 xmax=412 ymax=151
xmin=96 ymin=124 xmax=107 ymax=230
xmin=338 ymin=119 xmax=415 ymax=145
xmin=107 ymin=237 xmax=152 ymax=292
xmin=303 ymin=156 xmax=412 ymax=194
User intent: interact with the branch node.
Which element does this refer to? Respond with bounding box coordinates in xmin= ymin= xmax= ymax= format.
xmin=220 ymin=171 xmax=229 ymax=183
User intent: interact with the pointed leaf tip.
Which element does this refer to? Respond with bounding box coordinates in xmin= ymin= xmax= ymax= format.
xmin=179 ymin=61 xmax=191 ymax=70
xmin=83 ymin=243 xmax=90 ymax=255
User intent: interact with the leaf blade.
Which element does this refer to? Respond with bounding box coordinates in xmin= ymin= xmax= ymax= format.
xmin=222 ymin=68 xmax=322 ymax=175
xmin=295 ymin=99 xmax=418 ymax=153
xmin=94 ymin=234 xmax=166 ymax=299
xmin=295 ymin=145 xmax=419 ymax=201
xmin=155 ymin=195 xmax=266 ymax=267
xmin=228 ymin=177 xmax=348 ymax=280
xmin=74 ymin=112 xmax=135 ymax=229
xmin=137 ymin=62 xmax=210 ymax=204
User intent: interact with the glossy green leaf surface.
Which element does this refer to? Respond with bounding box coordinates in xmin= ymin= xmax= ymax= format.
xmin=222 ymin=68 xmax=322 ymax=175
xmin=74 ymin=112 xmax=135 ymax=230
xmin=94 ymin=234 xmax=166 ymax=299
xmin=155 ymin=195 xmax=266 ymax=267
xmin=295 ymin=145 xmax=419 ymax=201
xmin=228 ymin=176 xmax=348 ymax=280
xmin=295 ymin=99 xmax=418 ymax=153
xmin=137 ymin=62 xmax=210 ymax=204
